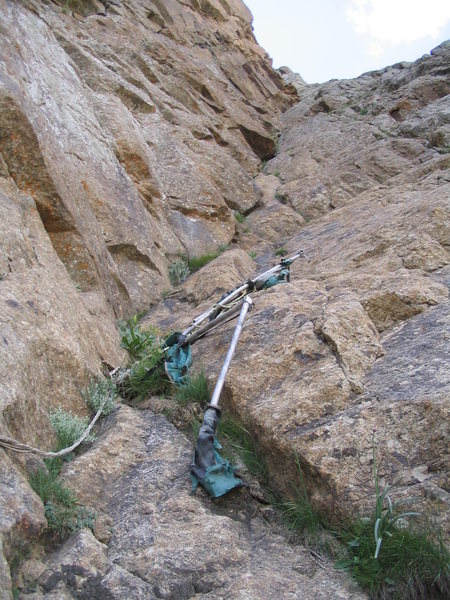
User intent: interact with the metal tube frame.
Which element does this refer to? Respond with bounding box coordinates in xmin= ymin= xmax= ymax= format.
xmin=182 ymin=249 xmax=307 ymax=340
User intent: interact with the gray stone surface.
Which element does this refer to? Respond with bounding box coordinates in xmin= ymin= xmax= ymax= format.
xmin=33 ymin=408 xmax=364 ymax=600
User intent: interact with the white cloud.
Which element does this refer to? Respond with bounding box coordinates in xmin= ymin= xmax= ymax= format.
xmin=346 ymin=0 xmax=450 ymax=47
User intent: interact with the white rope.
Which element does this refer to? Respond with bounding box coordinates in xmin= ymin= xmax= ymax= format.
xmin=0 ymin=396 xmax=108 ymax=457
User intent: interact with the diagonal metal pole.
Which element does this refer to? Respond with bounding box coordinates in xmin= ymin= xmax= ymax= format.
xmin=209 ymin=296 xmax=253 ymax=408
xmin=191 ymin=296 xmax=254 ymax=497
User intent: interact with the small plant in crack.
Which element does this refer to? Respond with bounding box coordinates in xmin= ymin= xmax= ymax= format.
xmin=275 ymin=191 xmax=287 ymax=203
xmin=49 ymin=407 xmax=96 ymax=451
xmin=335 ymin=431 xmax=449 ymax=598
xmin=175 ymin=372 xmax=210 ymax=407
xmin=82 ymin=377 xmax=118 ymax=417
xmin=233 ymin=210 xmax=246 ymax=224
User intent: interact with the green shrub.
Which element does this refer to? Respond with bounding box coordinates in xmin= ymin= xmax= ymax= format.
xmin=119 ymin=315 xmax=158 ymax=361
xmin=274 ymin=170 xmax=280 ymax=177
xmin=119 ymin=344 xmax=171 ymax=401
xmin=82 ymin=377 xmax=118 ymax=416
xmin=336 ymin=519 xmax=449 ymax=598
xmin=117 ymin=322 xmax=172 ymax=402
xmin=168 ymin=244 xmax=230 ymax=286
xmin=248 ymin=251 xmax=257 ymax=259
xmin=49 ymin=407 xmax=95 ymax=451
xmin=168 ymin=257 xmax=191 ymax=286
xmin=275 ymin=247 xmax=287 ymax=257
xmin=44 ymin=501 xmax=95 ymax=542
xmin=175 ymin=372 xmax=210 ymax=406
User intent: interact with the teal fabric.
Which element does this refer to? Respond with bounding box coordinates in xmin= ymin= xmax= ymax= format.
xmin=260 ymin=267 xmax=290 ymax=289
xmin=165 ymin=261 xmax=293 ymax=382
xmin=191 ymin=439 xmax=244 ymax=498
xmin=164 ymin=332 xmax=192 ymax=384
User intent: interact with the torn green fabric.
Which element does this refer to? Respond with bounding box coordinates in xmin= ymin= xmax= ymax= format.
xmin=164 ymin=332 xmax=192 ymax=384
xmin=191 ymin=407 xmax=244 ymax=498
xmin=259 ymin=266 xmax=291 ymax=289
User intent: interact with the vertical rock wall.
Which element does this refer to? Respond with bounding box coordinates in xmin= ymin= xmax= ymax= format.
xmin=0 ymin=0 xmax=295 ymax=579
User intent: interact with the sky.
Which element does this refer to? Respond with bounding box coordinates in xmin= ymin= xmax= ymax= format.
xmin=243 ymin=0 xmax=450 ymax=83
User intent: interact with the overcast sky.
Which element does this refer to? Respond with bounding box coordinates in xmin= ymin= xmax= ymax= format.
xmin=244 ymin=0 xmax=450 ymax=83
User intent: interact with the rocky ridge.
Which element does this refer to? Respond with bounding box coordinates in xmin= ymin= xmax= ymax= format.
xmin=0 ymin=0 xmax=449 ymax=598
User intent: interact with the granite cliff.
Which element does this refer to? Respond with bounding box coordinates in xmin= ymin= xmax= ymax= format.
xmin=0 ymin=1 xmax=448 ymax=598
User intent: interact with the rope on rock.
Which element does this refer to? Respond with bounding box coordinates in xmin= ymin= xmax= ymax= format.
xmin=0 ymin=395 xmax=108 ymax=457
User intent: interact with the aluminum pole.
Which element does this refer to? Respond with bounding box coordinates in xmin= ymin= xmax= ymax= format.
xmin=209 ymin=296 xmax=253 ymax=408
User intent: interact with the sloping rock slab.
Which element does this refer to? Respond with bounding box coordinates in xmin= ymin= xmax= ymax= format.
xmin=33 ymin=407 xmax=364 ymax=599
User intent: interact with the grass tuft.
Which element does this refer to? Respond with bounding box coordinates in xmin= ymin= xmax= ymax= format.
xmin=175 ymin=372 xmax=210 ymax=406
xmin=187 ymin=253 xmax=219 ymax=273
xmin=233 ymin=210 xmax=246 ymax=224
xmin=275 ymin=247 xmax=287 ymax=256
xmin=29 ymin=464 xmax=94 ymax=543
xmin=279 ymin=455 xmax=339 ymax=557
xmin=217 ymin=416 xmax=267 ymax=480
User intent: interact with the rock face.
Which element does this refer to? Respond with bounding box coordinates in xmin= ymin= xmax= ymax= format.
xmin=146 ymin=41 xmax=450 ymax=536
xmin=187 ymin=43 xmax=450 ymax=533
xmin=0 ymin=0 xmax=294 ymax=589
xmin=0 ymin=0 xmax=449 ymax=597
xmin=32 ymin=406 xmax=364 ymax=600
